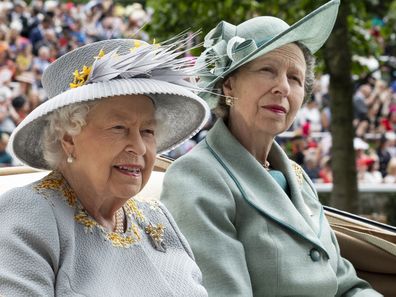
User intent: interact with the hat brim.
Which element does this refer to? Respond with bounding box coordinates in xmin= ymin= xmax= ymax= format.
xmin=203 ymin=0 xmax=339 ymax=108
xmin=9 ymin=78 xmax=209 ymax=169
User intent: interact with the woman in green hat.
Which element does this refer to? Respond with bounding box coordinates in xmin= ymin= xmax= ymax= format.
xmin=161 ymin=0 xmax=381 ymax=296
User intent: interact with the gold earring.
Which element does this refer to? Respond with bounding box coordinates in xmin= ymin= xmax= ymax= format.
xmin=225 ymin=96 xmax=237 ymax=107
xmin=67 ymin=155 xmax=74 ymax=164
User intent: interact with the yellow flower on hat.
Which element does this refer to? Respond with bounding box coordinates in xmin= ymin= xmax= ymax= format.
xmin=69 ymin=49 xmax=107 ymax=89
xmin=69 ymin=65 xmax=92 ymax=89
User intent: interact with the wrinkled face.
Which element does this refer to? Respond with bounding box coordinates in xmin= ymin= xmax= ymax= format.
xmin=69 ymin=95 xmax=157 ymax=200
xmin=224 ymin=43 xmax=306 ymax=137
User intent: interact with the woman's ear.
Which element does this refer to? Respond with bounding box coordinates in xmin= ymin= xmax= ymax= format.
xmin=222 ymin=76 xmax=234 ymax=97
xmin=60 ymin=133 xmax=75 ymax=157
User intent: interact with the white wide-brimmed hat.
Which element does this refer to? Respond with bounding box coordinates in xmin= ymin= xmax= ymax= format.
xmin=196 ymin=0 xmax=340 ymax=108
xmin=9 ymin=38 xmax=210 ymax=169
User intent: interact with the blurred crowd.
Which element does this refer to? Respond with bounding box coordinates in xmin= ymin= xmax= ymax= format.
xmin=1 ymin=0 xmax=396 ymax=186
xmin=284 ymin=73 xmax=396 ymax=185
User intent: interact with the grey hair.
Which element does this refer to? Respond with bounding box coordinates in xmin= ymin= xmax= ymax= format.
xmin=42 ymin=102 xmax=94 ymax=169
xmin=214 ymin=42 xmax=316 ymax=121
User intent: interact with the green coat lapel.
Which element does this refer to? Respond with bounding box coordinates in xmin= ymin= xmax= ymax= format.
xmin=205 ymin=119 xmax=327 ymax=254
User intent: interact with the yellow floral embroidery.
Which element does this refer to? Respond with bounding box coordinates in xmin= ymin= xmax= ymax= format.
xmin=107 ymin=232 xmax=136 ymax=248
xmin=35 ymin=172 xmax=165 ymax=249
xmin=35 ymin=171 xmax=76 ymax=206
xmin=125 ymin=199 xmax=145 ymax=222
xmin=37 ymin=178 xmax=63 ymax=190
xmin=74 ymin=212 xmax=97 ymax=230
xmin=291 ymin=161 xmax=304 ymax=186
xmin=131 ymin=223 xmax=142 ymax=241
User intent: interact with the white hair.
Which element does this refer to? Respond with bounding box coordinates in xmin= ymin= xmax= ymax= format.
xmin=42 ymin=102 xmax=93 ymax=169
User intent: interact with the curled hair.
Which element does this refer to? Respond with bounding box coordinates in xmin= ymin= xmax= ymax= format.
xmin=214 ymin=42 xmax=316 ymax=121
xmin=42 ymin=102 xmax=94 ymax=169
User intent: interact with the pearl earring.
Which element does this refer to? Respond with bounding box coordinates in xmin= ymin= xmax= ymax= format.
xmin=225 ymin=95 xmax=238 ymax=107
xmin=67 ymin=155 xmax=74 ymax=164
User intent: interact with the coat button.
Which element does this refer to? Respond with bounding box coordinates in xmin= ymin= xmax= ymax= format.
xmin=310 ymin=248 xmax=321 ymax=262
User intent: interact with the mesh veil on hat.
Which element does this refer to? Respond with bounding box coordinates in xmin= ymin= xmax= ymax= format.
xmin=9 ymin=38 xmax=210 ymax=169
xmin=196 ymin=0 xmax=340 ymax=108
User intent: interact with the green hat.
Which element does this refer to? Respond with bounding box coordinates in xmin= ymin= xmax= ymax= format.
xmin=196 ymin=0 xmax=340 ymax=108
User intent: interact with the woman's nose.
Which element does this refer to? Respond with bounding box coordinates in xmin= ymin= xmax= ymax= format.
xmin=272 ymin=74 xmax=290 ymax=97
xmin=125 ymin=133 xmax=146 ymax=156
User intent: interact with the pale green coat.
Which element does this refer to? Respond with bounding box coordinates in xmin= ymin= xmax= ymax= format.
xmin=161 ymin=119 xmax=381 ymax=297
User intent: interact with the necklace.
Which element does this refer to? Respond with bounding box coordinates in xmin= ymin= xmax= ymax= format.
xmin=262 ymin=160 xmax=270 ymax=170
xmin=114 ymin=207 xmax=125 ymax=233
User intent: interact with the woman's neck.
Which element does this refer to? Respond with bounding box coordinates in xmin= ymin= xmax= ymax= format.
xmin=227 ymin=117 xmax=274 ymax=165
xmin=59 ymin=166 xmax=125 ymax=232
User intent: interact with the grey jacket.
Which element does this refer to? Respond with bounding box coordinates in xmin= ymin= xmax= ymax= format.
xmin=0 ymin=172 xmax=207 ymax=297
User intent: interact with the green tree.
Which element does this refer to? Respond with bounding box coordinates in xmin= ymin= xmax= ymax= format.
xmin=147 ymin=0 xmax=395 ymax=213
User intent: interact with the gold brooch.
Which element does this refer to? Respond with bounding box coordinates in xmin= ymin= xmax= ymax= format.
xmin=291 ymin=161 xmax=304 ymax=186
xmin=145 ymin=223 xmax=166 ymax=252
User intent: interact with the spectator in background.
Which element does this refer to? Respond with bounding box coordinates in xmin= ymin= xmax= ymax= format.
xmin=0 ymin=87 xmax=16 ymax=135
xmin=70 ymin=19 xmax=87 ymax=46
xmin=6 ymin=0 xmax=30 ymax=38
xmin=11 ymin=95 xmax=28 ymax=125
xmin=320 ymin=94 xmax=332 ymax=132
xmin=32 ymin=45 xmax=51 ymax=82
xmin=290 ymin=135 xmax=305 ymax=165
xmin=15 ymin=43 xmax=34 ymax=74
xmin=0 ymin=132 xmax=12 ymax=166
xmin=319 ymin=156 xmax=333 ymax=183
xmin=381 ymin=105 xmax=396 ymax=132
xmin=384 ymin=157 xmax=396 ymax=183
xmin=376 ymin=134 xmax=392 ymax=177
xmin=0 ymin=42 xmax=16 ymax=84
xmin=5 ymin=21 xmax=30 ymax=63
xmin=29 ymin=15 xmax=54 ymax=55
xmin=357 ymin=156 xmax=383 ymax=184
xmin=295 ymin=95 xmax=322 ymax=133
xmin=353 ymin=84 xmax=372 ymax=123
xmin=303 ymin=153 xmax=320 ymax=180
xmin=123 ymin=3 xmax=150 ymax=41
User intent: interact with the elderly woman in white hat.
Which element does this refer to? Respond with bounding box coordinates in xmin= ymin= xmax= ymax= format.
xmin=161 ymin=1 xmax=382 ymax=296
xmin=0 ymin=38 xmax=209 ymax=296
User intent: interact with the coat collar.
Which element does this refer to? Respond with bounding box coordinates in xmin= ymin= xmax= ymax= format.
xmin=205 ymin=119 xmax=327 ymax=254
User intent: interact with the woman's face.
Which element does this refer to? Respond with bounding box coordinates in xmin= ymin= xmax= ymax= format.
xmin=67 ymin=95 xmax=157 ymax=200
xmin=224 ymin=43 xmax=306 ymax=138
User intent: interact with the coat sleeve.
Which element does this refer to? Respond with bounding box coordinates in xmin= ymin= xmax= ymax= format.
xmin=0 ymin=187 xmax=60 ymax=297
xmin=160 ymin=154 xmax=254 ymax=297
